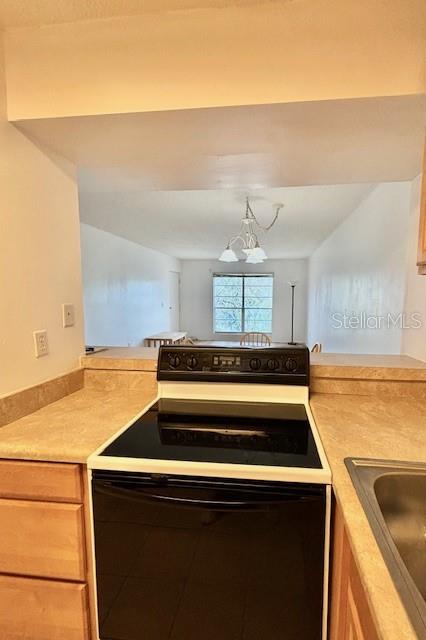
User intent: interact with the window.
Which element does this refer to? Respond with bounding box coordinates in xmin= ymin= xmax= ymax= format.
xmin=213 ymin=274 xmax=273 ymax=333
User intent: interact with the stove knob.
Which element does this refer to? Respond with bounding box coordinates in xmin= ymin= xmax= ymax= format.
xmin=249 ymin=357 xmax=262 ymax=371
xmin=186 ymin=355 xmax=198 ymax=369
xmin=168 ymin=354 xmax=181 ymax=368
xmin=267 ymin=358 xmax=280 ymax=371
xmin=285 ymin=357 xmax=298 ymax=372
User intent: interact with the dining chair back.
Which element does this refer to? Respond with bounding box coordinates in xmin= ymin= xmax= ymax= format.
xmin=240 ymin=332 xmax=271 ymax=347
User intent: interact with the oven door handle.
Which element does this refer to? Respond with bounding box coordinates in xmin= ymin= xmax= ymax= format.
xmin=121 ymin=493 xmax=303 ymax=509
xmin=95 ymin=482 xmax=313 ymax=510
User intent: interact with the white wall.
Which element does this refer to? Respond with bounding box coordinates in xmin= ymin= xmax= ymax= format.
xmin=0 ymin=36 xmax=84 ymax=396
xmin=5 ymin=1 xmax=426 ymax=120
xmin=180 ymin=259 xmax=308 ymax=343
xmin=402 ymin=175 xmax=426 ymax=362
xmin=81 ymin=224 xmax=181 ymax=346
xmin=307 ymin=182 xmax=411 ymax=354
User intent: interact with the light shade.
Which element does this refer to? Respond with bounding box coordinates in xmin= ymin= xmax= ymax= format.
xmin=219 ymin=247 xmax=238 ymax=262
xmin=246 ymin=253 xmax=264 ymax=264
xmin=251 ymin=245 xmax=267 ymax=260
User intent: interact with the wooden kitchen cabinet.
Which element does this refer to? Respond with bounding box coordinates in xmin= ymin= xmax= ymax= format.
xmin=417 ymin=139 xmax=426 ymax=274
xmin=0 ymin=498 xmax=86 ymax=580
xmin=0 ymin=459 xmax=83 ymax=502
xmin=0 ymin=575 xmax=90 ymax=640
xmin=0 ymin=459 xmax=93 ymax=639
xmin=329 ymin=503 xmax=379 ymax=640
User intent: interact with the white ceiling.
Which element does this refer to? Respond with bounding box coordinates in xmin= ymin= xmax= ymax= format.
xmin=0 ymin=0 xmax=278 ymax=29
xmin=15 ymin=94 xmax=425 ymax=260
xmin=79 ymin=184 xmax=375 ymax=259
xmin=17 ymin=95 xmax=426 ymax=191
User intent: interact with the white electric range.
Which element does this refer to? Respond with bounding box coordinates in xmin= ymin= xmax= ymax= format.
xmin=88 ymin=344 xmax=331 ymax=640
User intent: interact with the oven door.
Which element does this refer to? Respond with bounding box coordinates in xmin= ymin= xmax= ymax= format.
xmin=92 ymin=471 xmax=326 ymax=640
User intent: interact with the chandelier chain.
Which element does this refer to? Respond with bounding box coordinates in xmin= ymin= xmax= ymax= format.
xmin=246 ymin=198 xmax=283 ymax=232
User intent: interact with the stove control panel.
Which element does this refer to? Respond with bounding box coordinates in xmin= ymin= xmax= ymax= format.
xmin=157 ymin=344 xmax=309 ymax=386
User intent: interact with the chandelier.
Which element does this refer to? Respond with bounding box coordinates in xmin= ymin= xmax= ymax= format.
xmin=219 ymin=198 xmax=283 ymax=263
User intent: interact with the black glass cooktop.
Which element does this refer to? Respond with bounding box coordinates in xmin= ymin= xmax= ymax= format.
xmin=101 ymin=399 xmax=322 ymax=469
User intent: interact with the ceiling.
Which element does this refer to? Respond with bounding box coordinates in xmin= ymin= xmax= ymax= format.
xmin=17 ymin=95 xmax=426 ymax=191
xmin=15 ymin=94 xmax=425 ymax=260
xmin=0 ymin=0 xmax=280 ymax=29
xmin=79 ymin=184 xmax=375 ymax=259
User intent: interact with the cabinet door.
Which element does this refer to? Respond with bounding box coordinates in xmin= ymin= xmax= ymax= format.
xmin=330 ymin=503 xmax=379 ymax=640
xmin=0 ymin=575 xmax=90 ymax=640
xmin=330 ymin=504 xmax=351 ymax=639
xmin=418 ymin=139 xmax=426 ymax=274
xmin=346 ymin=578 xmax=366 ymax=640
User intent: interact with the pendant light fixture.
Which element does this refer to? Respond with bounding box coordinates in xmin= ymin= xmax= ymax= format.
xmin=219 ymin=197 xmax=283 ymax=263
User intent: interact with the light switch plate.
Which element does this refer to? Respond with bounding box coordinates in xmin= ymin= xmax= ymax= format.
xmin=62 ymin=303 xmax=75 ymax=328
xmin=33 ymin=330 xmax=49 ymax=358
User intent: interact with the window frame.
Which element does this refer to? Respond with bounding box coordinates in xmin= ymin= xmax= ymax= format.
xmin=212 ymin=272 xmax=274 ymax=335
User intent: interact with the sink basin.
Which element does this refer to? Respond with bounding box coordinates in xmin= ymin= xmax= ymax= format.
xmin=345 ymin=458 xmax=426 ymax=639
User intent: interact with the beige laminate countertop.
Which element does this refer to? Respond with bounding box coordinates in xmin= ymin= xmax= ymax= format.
xmin=311 ymin=352 xmax=426 ymax=380
xmin=81 ymin=347 xmax=426 ymax=381
xmin=81 ymin=347 xmax=158 ymax=371
xmin=0 ymin=383 xmax=424 ymax=639
xmin=0 ymin=388 xmax=156 ymax=463
xmin=310 ymin=393 xmax=426 ymax=640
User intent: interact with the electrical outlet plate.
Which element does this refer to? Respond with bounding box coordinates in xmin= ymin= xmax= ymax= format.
xmin=33 ymin=330 xmax=49 ymax=358
xmin=62 ymin=303 xmax=75 ymax=328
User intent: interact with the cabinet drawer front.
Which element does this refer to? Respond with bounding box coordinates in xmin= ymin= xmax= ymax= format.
xmin=0 ymin=460 xmax=83 ymax=502
xmin=0 ymin=575 xmax=89 ymax=640
xmin=0 ymin=499 xmax=86 ymax=580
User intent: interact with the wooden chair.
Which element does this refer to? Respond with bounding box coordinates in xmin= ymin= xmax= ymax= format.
xmin=311 ymin=342 xmax=322 ymax=353
xmin=240 ymin=332 xmax=271 ymax=347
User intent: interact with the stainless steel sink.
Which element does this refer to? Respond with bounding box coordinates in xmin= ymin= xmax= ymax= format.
xmin=345 ymin=459 xmax=426 ymax=639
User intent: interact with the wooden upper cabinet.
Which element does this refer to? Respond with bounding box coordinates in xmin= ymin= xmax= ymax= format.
xmin=417 ymin=139 xmax=426 ymax=275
